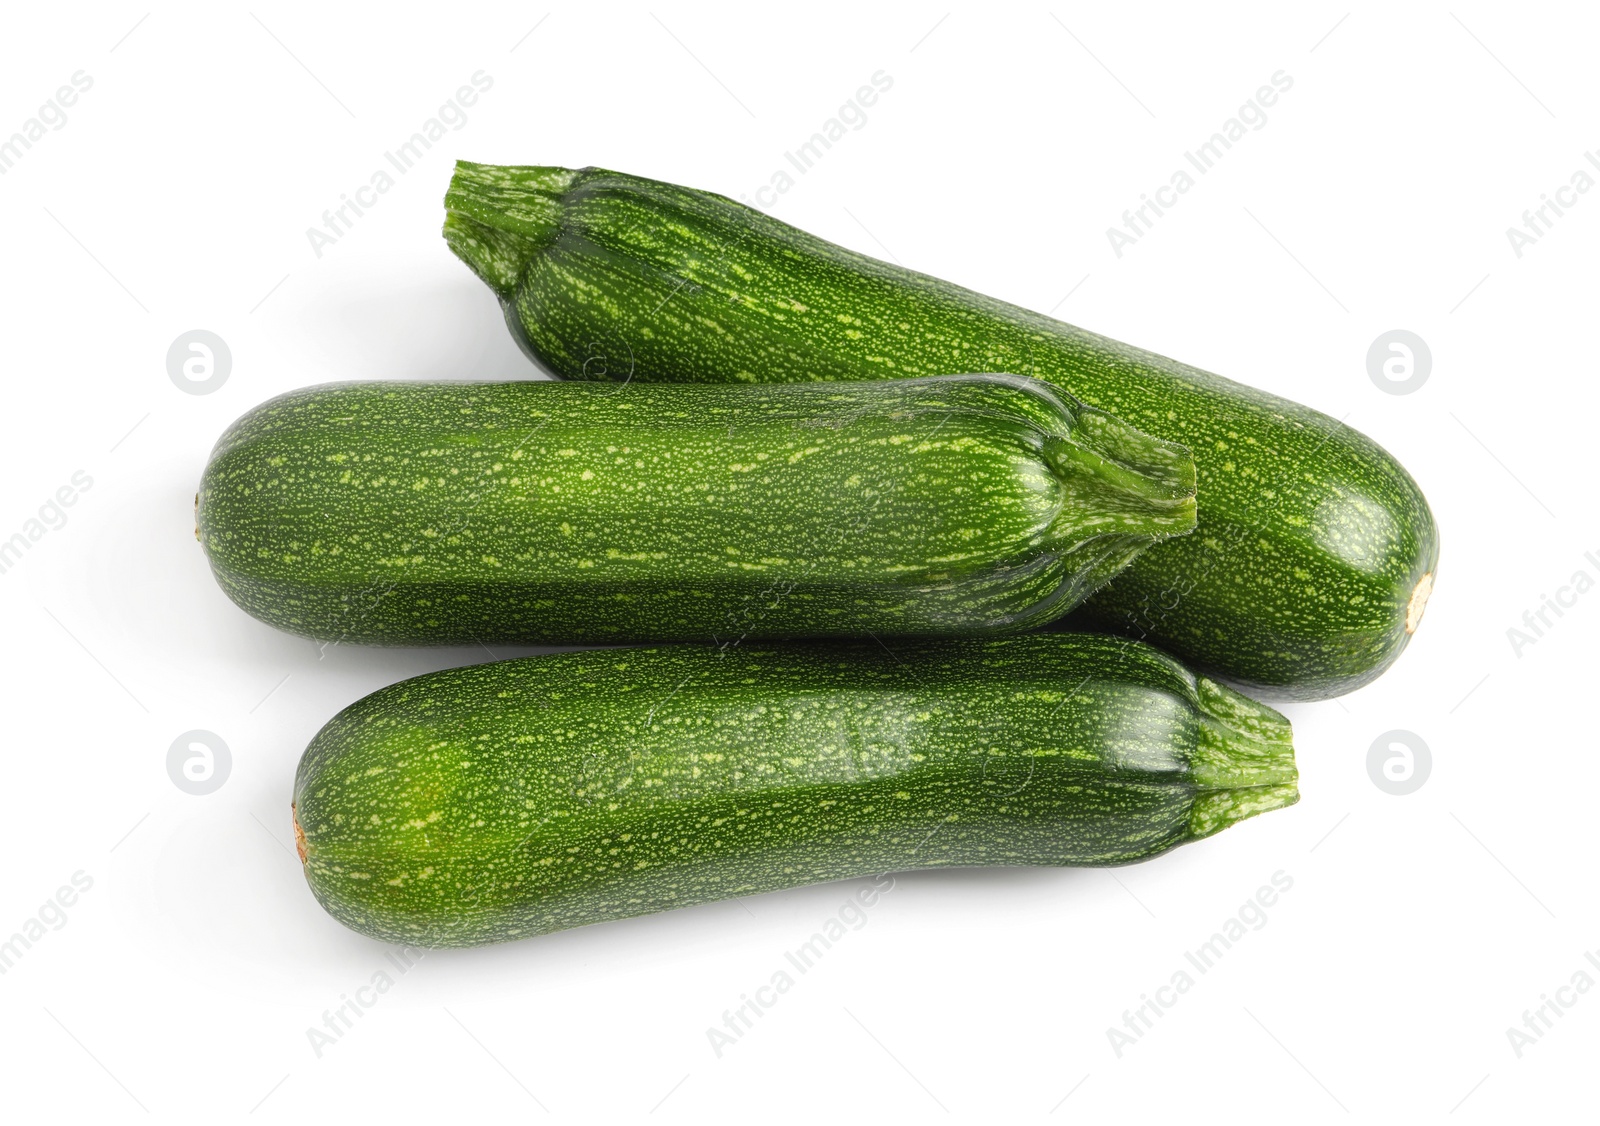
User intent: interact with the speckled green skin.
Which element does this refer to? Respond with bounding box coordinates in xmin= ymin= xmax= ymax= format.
xmin=293 ymin=635 xmax=1297 ymax=946
xmin=198 ymin=376 xmax=1194 ymax=645
xmin=444 ymin=162 xmax=1439 ymax=698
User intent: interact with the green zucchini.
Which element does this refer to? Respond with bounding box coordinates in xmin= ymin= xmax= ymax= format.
xmin=197 ymin=376 xmax=1194 ymax=645
xmin=443 ymin=162 xmax=1439 ymax=698
xmin=291 ymin=634 xmax=1297 ymax=946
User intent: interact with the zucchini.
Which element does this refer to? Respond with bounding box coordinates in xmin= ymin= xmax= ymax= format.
xmin=443 ymin=162 xmax=1439 ymax=698
xmin=291 ymin=634 xmax=1297 ymax=946
xmin=197 ymin=376 xmax=1194 ymax=645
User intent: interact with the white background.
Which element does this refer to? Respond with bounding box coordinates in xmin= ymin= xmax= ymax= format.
xmin=0 ymin=3 xmax=1593 ymax=1121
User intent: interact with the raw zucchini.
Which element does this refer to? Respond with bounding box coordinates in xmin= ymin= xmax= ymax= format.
xmin=197 ymin=376 xmax=1194 ymax=645
xmin=291 ymin=634 xmax=1297 ymax=946
xmin=443 ymin=162 xmax=1438 ymax=697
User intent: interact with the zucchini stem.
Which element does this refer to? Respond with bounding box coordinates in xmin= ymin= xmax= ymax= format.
xmin=443 ymin=161 xmax=582 ymax=298
xmin=1185 ymin=675 xmax=1299 ymax=840
xmin=1043 ymin=402 xmax=1197 ymax=550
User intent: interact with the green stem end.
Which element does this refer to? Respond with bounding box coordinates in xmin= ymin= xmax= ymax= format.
xmin=1186 ymin=675 xmax=1299 ymax=840
xmin=443 ymin=161 xmax=583 ymax=298
xmin=1045 ymin=403 xmax=1198 ymax=545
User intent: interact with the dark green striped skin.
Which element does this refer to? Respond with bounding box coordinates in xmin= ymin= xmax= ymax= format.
xmin=292 ymin=635 xmax=1297 ymax=946
xmin=198 ymin=376 xmax=1194 ymax=646
xmin=444 ymin=162 xmax=1439 ymax=698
